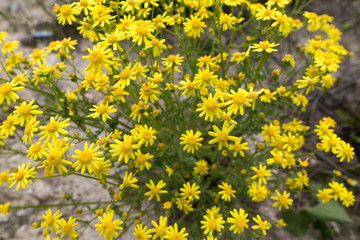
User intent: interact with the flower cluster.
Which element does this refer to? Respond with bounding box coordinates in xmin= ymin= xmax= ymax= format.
xmin=0 ymin=0 xmax=357 ymax=239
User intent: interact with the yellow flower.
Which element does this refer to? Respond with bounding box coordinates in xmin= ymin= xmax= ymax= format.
xmin=251 ymin=164 xmax=271 ymax=185
xmin=0 ymin=114 xmax=19 ymax=138
xmin=113 ymin=63 xmax=137 ymax=88
xmin=225 ymin=88 xmax=251 ymax=115
xmin=133 ymin=124 xmax=157 ymax=147
xmin=0 ymin=202 xmax=10 ymax=217
xmin=2 ymin=40 xmax=19 ymax=54
xmin=13 ymin=100 xmax=42 ymax=126
xmin=196 ymin=91 xmax=225 ymax=122
xmin=9 ymin=163 xmax=37 ymax=191
xmin=162 ymin=54 xmax=184 ymax=73
xmin=133 ymin=223 xmax=152 ymax=239
xmin=88 ymin=103 xmax=117 ymax=122
xmin=0 ymin=81 xmax=24 ymax=105
xmin=193 ymin=159 xmax=209 ymax=176
xmin=82 ymin=43 xmax=114 ymax=74
xmin=295 ymin=76 xmax=320 ymax=95
xmin=270 ymin=190 xmax=293 ymax=210
xmin=339 ymin=189 xmax=355 ymax=207
xmin=291 ymin=92 xmax=308 ymax=108
xmin=41 ymin=209 xmax=63 ymax=233
xmin=57 ymin=4 xmax=81 ymax=25
xmin=145 ymin=180 xmax=168 ymax=202
xmin=180 ymin=129 xmax=203 ymax=154
xmin=255 ymin=4 xmax=277 ymax=21
xmin=334 ymin=141 xmax=354 ymax=162
xmin=200 ymin=211 xmax=225 ymax=236
xmin=183 ymin=15 xmax=207 ymax=38
xmin=72 ymin=143 xmax=103 ymax=174
xmin=110 ymin=135 xmax=140 ymax=164
xmin=194 ymin=67 xmax=218 ymax=88
xmin=208 ymin=121 xmax=237 ymax=150
xmin=180 ymin=182 xmax=201 ymax=202
xmin=128 ymin=20 xmax=154 ymax=46
xmin=145 ymin=37 xmax=167 ymax=57
xmin=252 ymin=41 xmax=279 ymax=53
xmin=92 ymin=159 xmax=112 ymax=179
xmin=100 ymin=30 xmax=126 ymax=51
xmin=260 ymin=89 xmax=277 ymax=103
xmin=227 ymin=208 xmax=249 ymax=234
xmin=39 ymin=116 xmax=70 ymax=144
xmin=95 ymin=211 xmax=123 ymax=240
xmin=252 ymin=215 xmax=270 ymax=236
xmin=218 ymin=182 xmax=236 ymax=202
xmin=42 ymin=141 xmax=72 ymax=175
xmin=316 ymin=188 xmax=333 ymax=204
xmin=148 ymin=216 xmax=167 ymax=239
xmin=119 ymin=171 xmax=139 ymax=190
xmin=57 ymin=216 xmax=78 ymax=238
xmin=0 ymin=169 xmax=11 ymax=186
xmin=164 ymin=223 xmax=188 ymax=240
xmin=248 ymin=182 xmax=269 ymax=202
xmin=134 ymin=149 xmax=153 ymax=171
xmin=27 ymin=142 xmax=47 ymax=161
xmin=22 ymin=117 xmax=40 ymax=145
xmin=139 ymin=81 xmax=161 ymax=104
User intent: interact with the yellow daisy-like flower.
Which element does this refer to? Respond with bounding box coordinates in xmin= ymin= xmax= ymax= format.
xmin=180 ymin=182 xmax=201 ymax=202
xmin=0 ymin=81 xmax=24 ymax=105
xmin=194 ymin=67 xmax=218 ymax=88
xmin=208 ymin=122 xmax=237 ymax=151
xmin=334 ymin=141 xmax=354 ymax=162
xmin=134 ymin=149 xmax=153 ymax=171
xmin=57 ymin=4 xmax=81 ymax=25
xmin=225 ymin=88 xmax=251 ymax=116
xmin=100 ymin=30 xmax=126 ymax=52
xmin=39 ymin=115 xmax=70 ymax=144
xmin=41 ymin=209 xmax=63 ymax=233
xmin=228 ymin=137 xmax=249 ymax=157
xmin=42 ymin=141 xmax=72 ymax=175
xmin=57 ymin=216 xmax=78 ymax=238
xmin=0 ymin=202 xmax=10 ymax=217
xmin=252 ymin=215 xmax=270 ymax=236
xmin=2 ymin=40 xmax=19 ymax=54
xmin=0 ymin=114 xmax=19 ymax=138
xmin=88 ymin=103 xmax=117 ymax=122
xmin=110 ymin=135 xmax=140 ymax=164
xmin=133 ymin=124 xmax=157 ymax=147
xmin=119 ymin=171 xmax=139 ymax=190
xmin=183 ymin=15 xmax=207 ymax=38
xmin=72 ymin=143 xmax=103 ymax=174
xmin=27 ymin=141 xmax=47 ymax=161
xmin=95 ymin=211 xmax=123 ymax=240
xmin=161 ymin=54 xmax=184 ymax=73
xmin=9 ymin=162 xmax=37 ymax=191
xmin=145 ymin=180 xmax=168 ymax=202
xmin=148 ymin=216 xmax=167 ymax=240
xmin=196 ymin=91 xmax=225 ymax=122
xmin=13 ymin=100 xmax=42 ymax=126
xmin=251 ymin=164 xmax=272 ymax=185
xmin=200 ymin=211 xmax=225 ymax=236
xmin=22 ymin=117 xmax=40 ymax=145
xmin=193 ymin=159 xmax=209 ymax=176
xmin=252 ymin=41 xmax=279 ymax=53
xmin=227 ymin=208 xmax=249 ymax=234
xmin=164 ymin=223 xmax=188 ymax=240
xmin=133 ymin=223 xmax=152 ymax=240
xmin=295 ymin=76 xmax=320 ymax=95
xmin=82 ymin=43 xmax=114 ymax=74
xmin=180 ymin=129 xmax=203 ymax=154
xmin=218 ymin=182 xmax=236 ymax=202
xmin=270 ymin=190 xmax=293 ymax=210
xmin=128 ymin=20 xmax=154 ymax=46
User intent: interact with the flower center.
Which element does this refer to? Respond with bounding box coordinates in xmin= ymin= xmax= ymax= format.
xmin=60 ymin=5 xmax=72 ymax=17
xmin=155 ymin=225 xmax=165 ymax=236
xmin=167 ymin=55 xmax=176 ymax=62
xmin=79 ymin=151 xmax=93 ymax=164
xmin=0 ymin=83 xmax=13 ymax=96
xmin=18 ymin=105 xmax=31 ymax=116
xmin=102 ymin=220 xmax=115 ymax=235
xmin=97 ymin=105 xmax=108 ymax=114
xmin=121 ymin=141 xmax=132 ymax=153
xmin=208 ymin=218 xmax=217 ymax=230
xmin=135 ymin=26 xmax=148 ymax=37
xmin=205 ymin=99 xmax=218 ymax=111
xmin=259 ymin=41 xmax=270 ymax=49
xmin=191 ymin=19 xmax=201 ymax=29
xmin=46 ymin=122 xmax=59 ymax=133
xmin=119 ymin=69 xmax=130 ymax=80
xmin=217 ymin=131 xmax=228 ymax=143
xmin=47 ymin=152 xmax=61 ymax=166
xmin=45 ymin=217 xmax=55 ymax=226
xmin=89 ymin=51 xmax=103 ymax=64
xmin=235 ymin=216 xmax=246 ymax=227
xmin=233 ymin=92 xmax=246 ymax=105
xmin=142 ymin=130 xmax=152 ymax=140
xmin=107 ymin=34 xmax=117 ymax=44
xmin=14 ymin=170 xmax=25 ymax=181
xmin=186 ymin=136 xmax=197 ymax=146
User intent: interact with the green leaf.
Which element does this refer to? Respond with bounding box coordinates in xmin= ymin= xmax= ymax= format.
xmin=304 ymin=201 xmax=353 ymax=223
xmin=282 ymin=209 xmax=312 ymax=237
